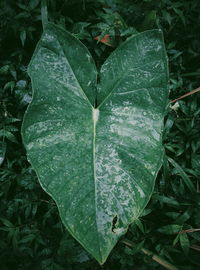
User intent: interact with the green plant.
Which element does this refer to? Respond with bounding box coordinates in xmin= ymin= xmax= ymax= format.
xmin=22 ymin=23 xmax=169 ymax=264
xmin=0 ymin=0 xmax=200 ymax=269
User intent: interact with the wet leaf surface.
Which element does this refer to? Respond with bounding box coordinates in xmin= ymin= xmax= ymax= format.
xmin=22 ymin=23 xmax=169 ymax=263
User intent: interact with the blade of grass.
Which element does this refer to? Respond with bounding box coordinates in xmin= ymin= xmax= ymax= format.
xmin=181 ymin=72 xmax=200 ymax=77
xmin=121 ymin=239 xmax=179 ymax=270
xmin=168 ymin=157 xmax=196 ymax=193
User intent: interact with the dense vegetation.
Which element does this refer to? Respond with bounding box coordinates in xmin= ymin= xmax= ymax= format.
xmin=0 ymin=0 xmax=200 ymax=269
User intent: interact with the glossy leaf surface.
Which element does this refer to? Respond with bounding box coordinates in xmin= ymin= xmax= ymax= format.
xmin=22 ymin=23 xmax=169 ymax=264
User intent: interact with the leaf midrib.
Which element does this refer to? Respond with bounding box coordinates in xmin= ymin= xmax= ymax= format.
xmin=92 ymin=107 xmax=101 ymax=259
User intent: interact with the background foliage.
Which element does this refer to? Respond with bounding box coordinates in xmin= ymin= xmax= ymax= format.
xmin=0 ymin=0 xmax=200 ymax=269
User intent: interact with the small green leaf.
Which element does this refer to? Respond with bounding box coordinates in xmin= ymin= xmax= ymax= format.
xmin=0 ymin=65 xmax=10 ymax=74
xmin=134 ymin=219 xmax=145 ymax=234
xmin=168 ymin=157 xmax=196 ymax=192
xmin=29 ymin=0 xmax=40 ymax=10
xmin=173 ymin=234 xmax=180 ymax=246
xmin=0 ymin=130 xmax=18 ymax=143
xmin=15 ymin=12 xmax=30 ymax=19
xmin=4 ymin=81 xmax=15 ymax=92
xmin=155 ymin=195 xmax=180 ymax=206
xmin=0 ymin=217 xmax=14 ymax=228
xmin=0 ymin=142 xmax=6 ymax=165
xmin=180 ymin=233 xmax=190 ymax=255
xmin=141 ymin=10 xmax=157 ymax=30
xmin=158 ymin=224 xmax=182 ymax=234
xmin=162 ymin=10 xmax=172 ymax=25
xmin=173 ymin=8 xmax=186 ymax=25
xmin=20 ymin=30 xmax=26 ymax=47
xmin=125 ymin=240 xmax=145 ymax=255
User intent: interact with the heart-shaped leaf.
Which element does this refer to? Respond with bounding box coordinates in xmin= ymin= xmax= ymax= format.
xmin=22 ymin=23 xmax=169 ymax=264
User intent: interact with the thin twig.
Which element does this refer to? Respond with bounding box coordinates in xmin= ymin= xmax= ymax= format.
xmin=176 ymin=228 xmax=200 ymax=234
xmin=171 ymin=86 xmax=200 ymax=103
xmin=190 ymin=245 xmax=200 ymax=252
xmin=121 ymin=239 xmax=179 ymax=270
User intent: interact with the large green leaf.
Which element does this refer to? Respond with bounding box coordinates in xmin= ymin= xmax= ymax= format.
xmin=22 ymin=23 xmax=169 ymax=264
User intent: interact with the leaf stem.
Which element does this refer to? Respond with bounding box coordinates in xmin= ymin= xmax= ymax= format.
xmin=121 ymin=239 xmax=179 ymax=270
xmin=41 ymin=0 xmax=48 ymax=30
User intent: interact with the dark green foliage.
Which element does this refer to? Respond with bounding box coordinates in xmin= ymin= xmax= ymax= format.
xmin=0 ymin=0 xmax=200 ymax=269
